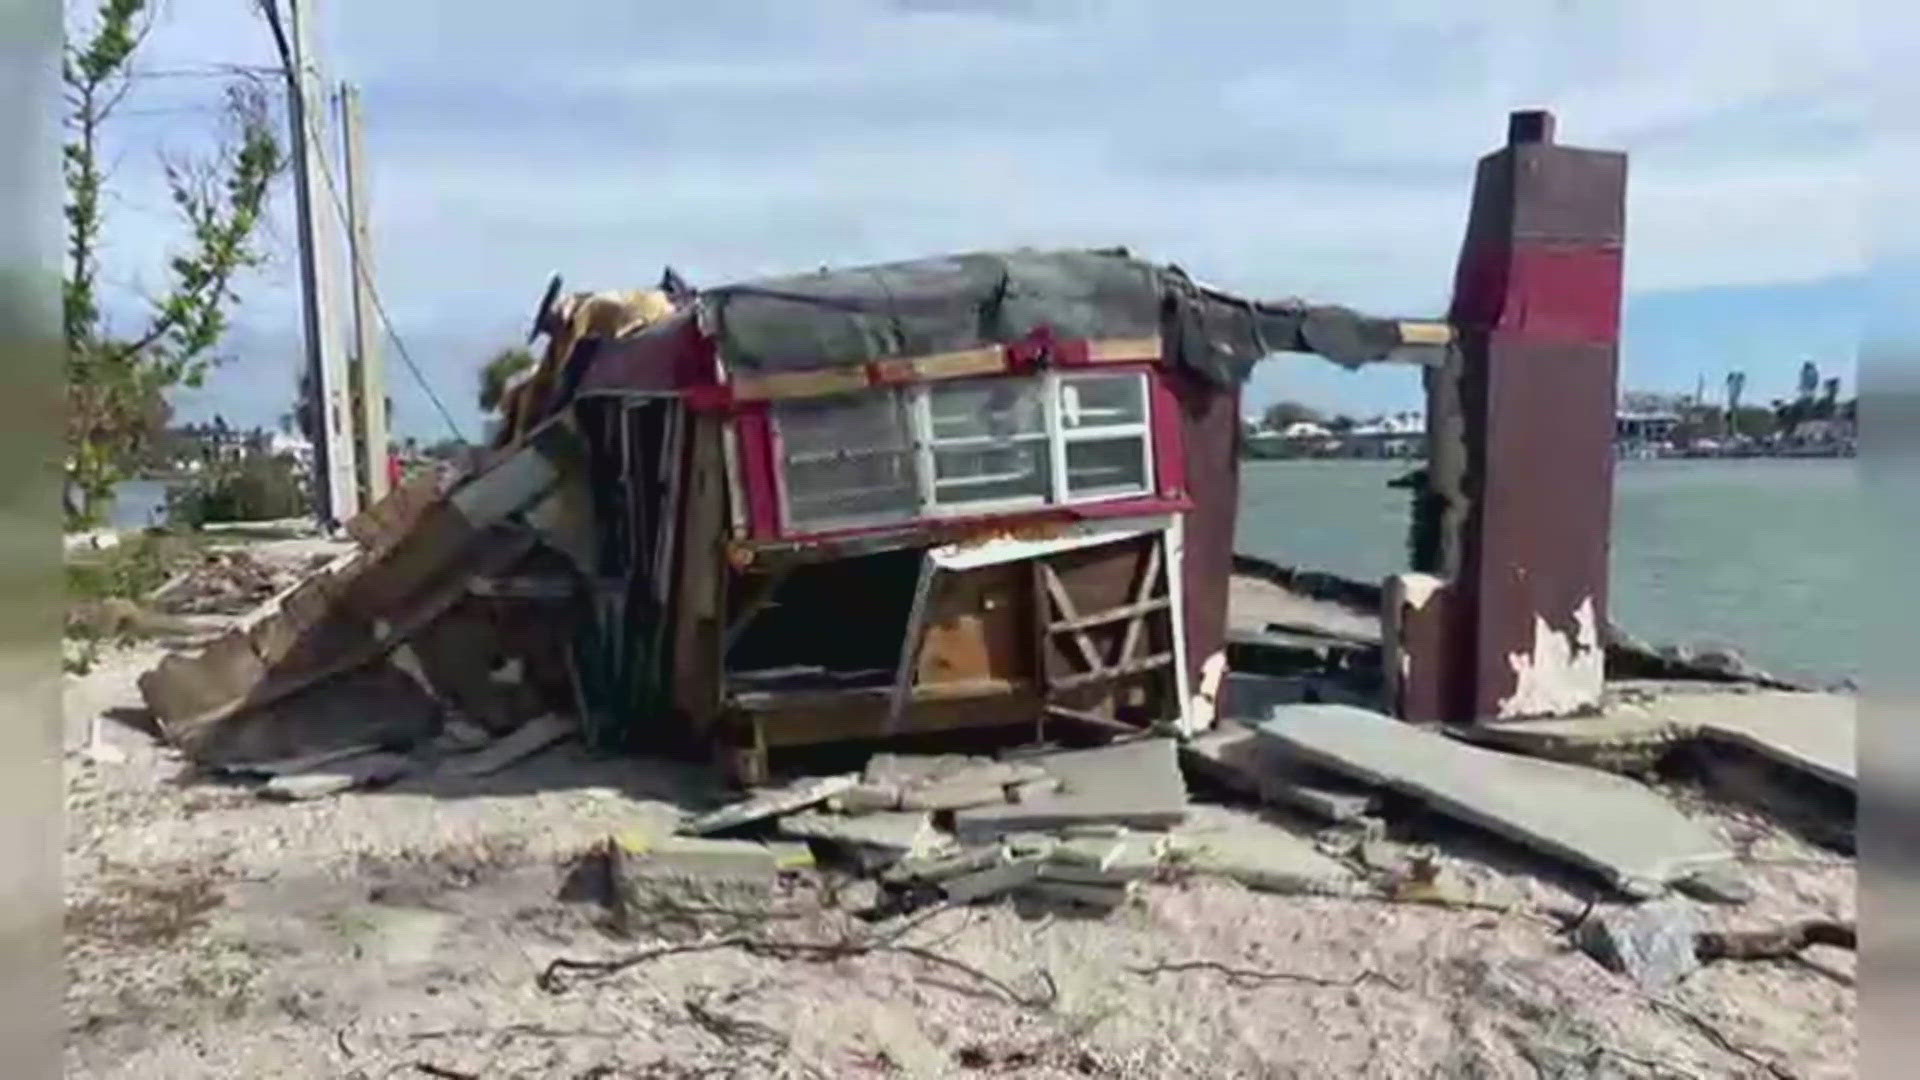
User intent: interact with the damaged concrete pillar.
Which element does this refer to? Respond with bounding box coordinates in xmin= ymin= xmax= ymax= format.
xmin=1426 ymin=109 xmax=1627 ymax=721
xmin=1381 ymin=573 xmax=1450 ymax=724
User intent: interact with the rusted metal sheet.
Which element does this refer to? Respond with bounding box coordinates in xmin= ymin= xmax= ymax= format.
xmin=1440 ymin=110 xmax=1625 ymax=721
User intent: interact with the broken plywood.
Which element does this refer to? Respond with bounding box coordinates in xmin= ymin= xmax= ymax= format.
xmin=259 ymin=751 xmax=416 ymax=801
xmin=138 ymin=428 xmax=574 ymax=758
xmin=434 ymin=714 xmax=575 ymax=778
xmin=1256 ymin=704 xmax=1729 ymax=895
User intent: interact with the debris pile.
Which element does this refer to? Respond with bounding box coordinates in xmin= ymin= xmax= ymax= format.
xmin=149 ymin=549 xmax=313 ymax=616
xmin=623 ymin=736 xmax=1363 ymax=921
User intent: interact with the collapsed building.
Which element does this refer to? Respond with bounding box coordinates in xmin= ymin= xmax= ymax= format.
xmin=137 ymin=110 xmax=1633 ymax=785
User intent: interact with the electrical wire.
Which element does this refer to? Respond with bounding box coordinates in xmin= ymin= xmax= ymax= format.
xmin=253 ymin=0 xmax=468 ymax=443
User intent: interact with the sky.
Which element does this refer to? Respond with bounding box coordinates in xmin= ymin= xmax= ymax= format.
xmin=79 ymin=0 xmax=1866 ymax=440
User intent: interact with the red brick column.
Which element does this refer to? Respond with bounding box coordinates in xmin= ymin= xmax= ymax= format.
xmin=1433 ymin=110 xmax=1628 ymax=721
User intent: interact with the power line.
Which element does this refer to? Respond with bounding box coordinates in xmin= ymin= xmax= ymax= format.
xmin=297 ymin=90 xmax=469 ymax=442
xmin=130 ymin=64 xmax=285 ymax=80
xmin=253 ymin=0 xmax=467 ymax=443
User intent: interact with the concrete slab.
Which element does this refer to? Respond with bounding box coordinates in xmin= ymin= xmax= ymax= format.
xmin=609 ymin=834 xmax=810 ymax=921
xmin=1476 ymin=691 xmax=1857 ymax=793
xmin=1257 ymin=704 xmax=1731 ymax=894
xmin=680 ymin=773 xmax=861 ymax=836
xmin=777 ymin=811 xmax=953 ymax=867
xmin=882 ymin=846 xmax=1004 ymax=885
xmin=1022 ymin=879 xmax=1131 ymax=910
xmin=1183 ymin=722 xmax=1379 ymax=822
xmin=942 ymin=856 xmax=1044 ymax=903
xmin=1167 ymin=810 xmax=1357 ymax=896
xmin=1045 ymin=833 xmax=1164 ymax=880
xmin=951 ymin=738 xmax=1187 ymax=844
xmin=1472 ymin=705 xmax=1686 ymax=756
xmin=1650 ymin=692 xmax=1856 ymax=792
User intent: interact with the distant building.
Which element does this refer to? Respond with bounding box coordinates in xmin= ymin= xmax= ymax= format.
xmin=1615 ymin=410 xmax=1679 ymax=448
xmin=267 ymin=431 xmax=316 ymax=476
xmin=1343 ymin=411 xmax=1424 ymax=458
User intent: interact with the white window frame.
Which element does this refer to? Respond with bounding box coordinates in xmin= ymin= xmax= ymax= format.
xmin=770 ymin=369 xmax=1156 ymax=534
xmin=1050 ymin=371 xmax=1155 ymax=507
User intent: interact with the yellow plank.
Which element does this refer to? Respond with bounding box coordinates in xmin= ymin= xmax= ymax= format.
xmin=731 ymin=367 xmax=870 ymax=402
xmin=1397 ymin=320 xmax=1454 ymax=346
xmin=1086 ymin=334 xmax=1163 ymax=363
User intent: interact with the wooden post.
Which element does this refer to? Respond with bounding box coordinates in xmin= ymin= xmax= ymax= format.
xmin=340 ymin=81 xmax=390 ymax=505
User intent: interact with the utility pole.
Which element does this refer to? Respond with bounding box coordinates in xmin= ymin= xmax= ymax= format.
xmin=339 ymin=81 xmax=390 ymax=504
xmin=274 ymin=0 xmax=359 ymax=527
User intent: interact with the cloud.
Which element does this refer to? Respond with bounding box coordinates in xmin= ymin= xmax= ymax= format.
xmin=88 ymin=0 xmax=1864 ymax=434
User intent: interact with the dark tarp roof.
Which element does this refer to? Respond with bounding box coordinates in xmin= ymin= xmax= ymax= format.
xmin=694 ymin=247 xmax=1421 ymax=388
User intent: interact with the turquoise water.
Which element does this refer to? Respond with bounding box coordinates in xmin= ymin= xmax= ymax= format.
xmin=1235 ymin=458 xmax=1859 ymax=683
xmin=108 ymin=478 xmax=173 ymax=531
xmin=110 ymin=462 xmax=1858 ymax=681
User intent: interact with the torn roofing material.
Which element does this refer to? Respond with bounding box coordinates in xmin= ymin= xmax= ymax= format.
xmin=690 ymin=248 xmax=1442 ymax=389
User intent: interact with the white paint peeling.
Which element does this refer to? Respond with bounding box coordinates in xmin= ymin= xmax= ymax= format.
xmin=1398 ymin=573 xmax=1444 ymax=611
xmin=1497 ymin=596 xmax=1604 ymax=718
xmin=1188 ymin=650 xmax=1227 ymax=733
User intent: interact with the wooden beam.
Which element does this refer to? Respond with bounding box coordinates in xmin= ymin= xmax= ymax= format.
xmin=1047 ymin=595 xmax=1170 ymax=633
xmin=1114 ymin=538 xmax=1164 ymax=668
xmin=1049 ymin=651 xmax=1173 ymax=692
xmin=1085 ymin=334 xmax=1163 ymax=363
xmin=1040 ymin=563 xmax=1105 ymax=676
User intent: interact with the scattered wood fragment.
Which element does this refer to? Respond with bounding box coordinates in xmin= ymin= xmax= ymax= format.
xmin=1696 ymin=919 xmax=1855 ymax=961
xmin=1127 ymin=958 xmax=1407 ymax=991
xmin=537 ymin=927 xmax=1055 ymax=1010
xmin=411 ymin=1064 xmax=481 ymax=1080
xmin=1646 ymin=997 xmax=1796 ymax=1080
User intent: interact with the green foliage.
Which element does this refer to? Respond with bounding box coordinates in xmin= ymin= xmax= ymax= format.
xmin=64 ymin=531 xmax=174 ymax=602
xmin=165 ymin=450 xmax=309 ymax=527
xmin=1260 ymin=400 xmax=1324 ymax=431
xmin=478 ymin=346 xmax=536 ymax=415
xmin=63 ymin=0 xmax=286 ymax=528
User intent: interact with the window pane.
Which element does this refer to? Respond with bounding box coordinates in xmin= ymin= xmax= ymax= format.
xmin=775 ymin=391 xmax=919 ymax=528
xmin=932 ymin=441 xmax=1049 ymax=505
xmin=1059 ymin=373 xmax=1145 ymax=430
xmin=928 ymin=378 xmax=1044 ymax=442
xmin=777 ymin=391 xmax=912 ymax=458
xmin=1064 ymin=436 xmax=1148 ymax=497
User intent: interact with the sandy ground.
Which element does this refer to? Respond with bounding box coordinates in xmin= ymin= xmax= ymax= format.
xmin=64 ymin=638 xmax=1855 ymax=1079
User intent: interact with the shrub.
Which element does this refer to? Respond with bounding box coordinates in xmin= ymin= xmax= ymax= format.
xmin=166 ymin=451 xmax=308 ymax=527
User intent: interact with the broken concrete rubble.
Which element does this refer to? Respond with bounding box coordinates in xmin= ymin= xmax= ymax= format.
xmin=1182 ymin=721 xmax=1379 ymax=822
xmin=1257 ymin=704 xmax=1731 ymax=895
xmin=1166 ymin=810 xmax=1358 ymax=896
xmin=952 ymin=738 xmax=1188 ymax=844
xmin=680 ymin=774 xmax=861 ymax=836
xmin=1576 ymin=901 xmax=1704 ymax=990
xmin=776 ymin=810 xmax=954 ymax=871
xmin=941 ymin=856 xmax=1046 ymax=904
xmin=610 ymin=831 xmax=814 ymax=926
